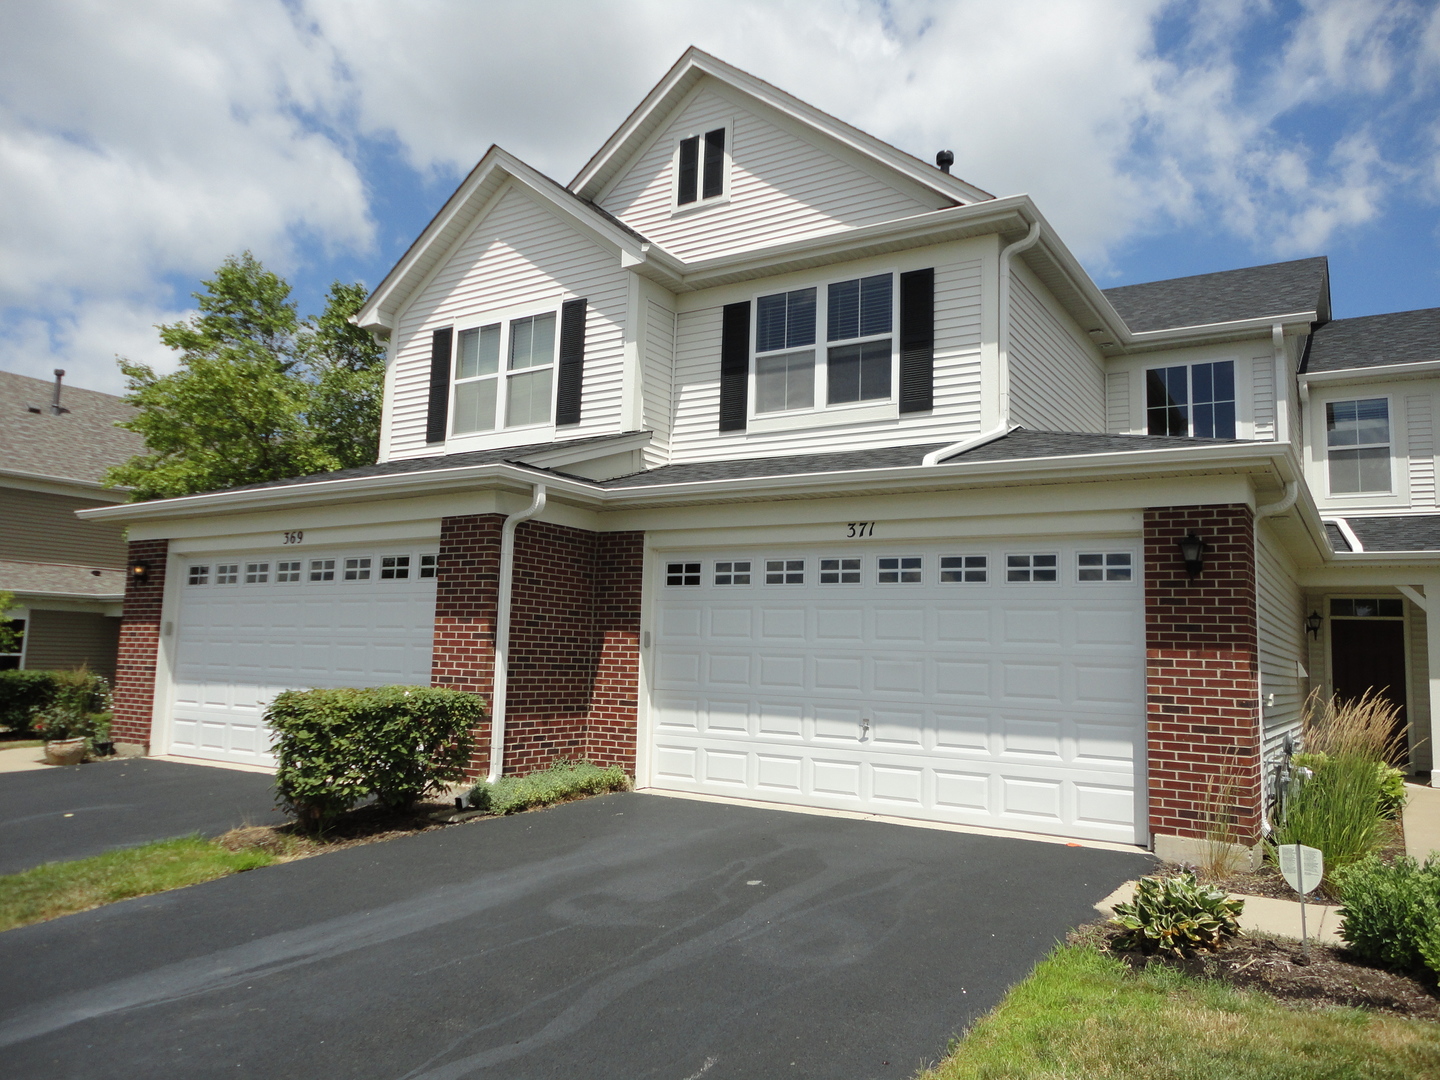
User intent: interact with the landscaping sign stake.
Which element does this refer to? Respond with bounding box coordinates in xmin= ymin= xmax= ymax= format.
xmin=1278 ymin=841 xmax=1323 ymax=962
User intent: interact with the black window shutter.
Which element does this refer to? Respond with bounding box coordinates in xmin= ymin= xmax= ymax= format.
xmin=555 ymin=298 xmax=587 ymax=426
xmin=702 ymin=128 xmax=725 ymax=199
xmin=425 ymin=327 xmax=453 ymax=443
xmin=899 ymin=268 xmax=935 ymax=413
xmin=719 ymin=301 xmax=750 ymax=432
xmin=677 ymin=136 xmax=699 ymax=205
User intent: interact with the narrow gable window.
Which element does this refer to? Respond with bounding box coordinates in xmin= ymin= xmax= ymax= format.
xmin=676 ymin=127 xmax=727 ymax=207
xmin=1327 ymin=398 xmax=1390 ymax=494
xmin=1146 ymin=361 xmax=1235 ymax=438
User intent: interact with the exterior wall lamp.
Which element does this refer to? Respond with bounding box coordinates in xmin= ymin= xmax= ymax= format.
xmin=1177 ymin=532 xmax=1208 ymax=579
xmin=129 ymin=561 xmax=151 ymax=586
xmin=1305 ymin=610 xmax=1323 ymax=639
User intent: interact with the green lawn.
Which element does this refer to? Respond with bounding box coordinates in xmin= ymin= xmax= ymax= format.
xmin=920 ymin=943 xmax=1440 ymax=1080
xmin=0 ymin=836 xmax=274 ymax=932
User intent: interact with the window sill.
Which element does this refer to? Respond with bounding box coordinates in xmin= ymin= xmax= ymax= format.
xmin=439 ymin=424 xmax=557 ymax=453
xmin=748 ymin=401 xmax=898 ymax=434
xmin=670 ymin=194 xmax=730 ymax=218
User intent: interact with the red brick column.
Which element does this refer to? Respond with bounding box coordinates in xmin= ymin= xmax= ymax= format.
xmin=432 ymin=514 xmax=502 ymax=777
xmin=1145 ymin=505 xmax=1261 ymax=850
xmin=587 ymin=531 xmax=643 ymax=769
xmin=111 ymin=538 xmax=168 ymax=752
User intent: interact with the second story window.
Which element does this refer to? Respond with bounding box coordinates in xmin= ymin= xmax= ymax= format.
xmin=755 ymin=287 xmax=817 ymax=413
xmin=1326 ymin=398 xmax=1390 ymax=494
xmin=1146 ymin=360 xmax=1235 ymax=439
xmin=452 ymin=312 xmax=555 ymax=436
xmin=827 ymin=274 xmax=893 ymax=405
xmin=676 ymin=127 xmax=727 ymax=207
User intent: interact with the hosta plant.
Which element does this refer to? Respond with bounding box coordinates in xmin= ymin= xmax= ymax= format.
xmin=1110 ymin=871 xmax=1244 ymax=957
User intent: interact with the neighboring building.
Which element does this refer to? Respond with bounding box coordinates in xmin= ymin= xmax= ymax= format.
xmin=1 ymin=370 xmax=143 ymax=681
xmin=81 ymin=49 xmax=1440 ymax=862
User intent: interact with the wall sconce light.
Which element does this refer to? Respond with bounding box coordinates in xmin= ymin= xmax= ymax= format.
xmin=1305 ymin=610 xmax=1323 ymax=639
xmin=129 ymin=561 xmax=150 ymax=585
xmin=1176 ymin=532 xmax=1208 ymax=579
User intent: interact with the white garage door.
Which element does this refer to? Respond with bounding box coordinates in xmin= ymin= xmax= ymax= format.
xmin=169 ymin=547 xmax=438 ymax=766
xmin=649 ymin=539 xmax=1147 ymax=843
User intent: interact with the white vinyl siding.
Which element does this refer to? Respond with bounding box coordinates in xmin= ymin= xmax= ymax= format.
xmin=668 ymin=256 xmax=984 ymax=462
xmin=641 ymin=297 xmax=677 ymax=468
xmin=599 ymin=85 xmax=947 ymax=263
xmin=1105 ymin=371 xmax=1129 ymax=434
xmin=1408 ymin=393 xmax=1435 ymax=509
xmin=1007 ymin=266 xmax=1105 ymax=433
xmin=1252 ymin=351 xmax=1276 ymax=441
xmin=384 ymin=185 xmax=629 ymax=459
xmin=1258 ymin=527 xmax=1306 ymax=764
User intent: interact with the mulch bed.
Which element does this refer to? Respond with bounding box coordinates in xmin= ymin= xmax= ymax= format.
xmin=1075 ymin=921 xmax=1440 ymax=1020
xmin=217 ymin=799 xmax=463 ymax=860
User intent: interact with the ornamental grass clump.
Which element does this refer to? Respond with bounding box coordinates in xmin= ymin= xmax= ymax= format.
xmin=1110 ymin=871 xmax=1244 ymax=957
xmin=1272 ymin=691 xmax=1407 ymax=881
xmin=268 ymin=685 xmax=482 ymax=829
xmin=468 ymin=758 xmax=630 ymax=816
xmin=1335 ymin=855 xmax=1440 ymax=978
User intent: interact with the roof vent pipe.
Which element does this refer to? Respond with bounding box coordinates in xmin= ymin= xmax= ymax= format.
xmin=935 ymin=150 xmax=954 ymax=174
xmin=487 ymin=482 xmax=547 ymax=783
xmin=50 ymin=369 xmax=67 ymax=415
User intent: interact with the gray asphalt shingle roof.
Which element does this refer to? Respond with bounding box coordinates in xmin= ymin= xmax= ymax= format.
xmin=1101 ymin=257 xmax=1330 ymax=333
xmin=1304 ymin=308 xmax=1440 ymax=373
xmin=1332 ymin=515 xmax=1440 ymax=552
xmin=0 ymin=371 xmax=145 ymax=484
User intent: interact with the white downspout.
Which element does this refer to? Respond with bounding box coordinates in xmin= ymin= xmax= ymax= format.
xmin=1254 ymin=479 xmax=1299 ymax=836
xmin=488 ymin=483 xmax=547 ymax=783
xmin=995 ymin=220 xmax=1042 ymax=425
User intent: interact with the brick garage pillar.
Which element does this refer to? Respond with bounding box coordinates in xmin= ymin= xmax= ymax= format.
xmin=1145 ymin=505 xmax=1262 ymax=860
xmin=586 ymin=531 xmax=643 ymax=769
xmin=432 ymin=514 xmax=502 ymax=778
xmin=111 ymin=538 xmax=168 ymax=754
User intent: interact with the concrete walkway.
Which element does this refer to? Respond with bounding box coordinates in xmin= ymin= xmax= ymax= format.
xmin=1403 ymin=782 xmax=1440 ymax=861
xmin=1096 ymin=880 xmax=1343 ymax=945
xmin=0 ymin=745 xmax=51 ymax=774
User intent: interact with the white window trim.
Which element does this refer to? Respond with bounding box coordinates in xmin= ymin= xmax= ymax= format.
xmin=1321 ymin=393 xmax=1396 ymax=499
xmin=670 ymin=119 xmax=733 ymax=215
xmin=747 ymin=269 xmax=901 ymax=427
xmin=1 ymin=604 xmax=28 ymax=670
xmin=446 ymin=297 xmax=567 ymax=448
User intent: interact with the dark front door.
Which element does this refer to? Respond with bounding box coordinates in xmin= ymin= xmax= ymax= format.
xmin=1330 ymin=618 xmax=1408 ymax=761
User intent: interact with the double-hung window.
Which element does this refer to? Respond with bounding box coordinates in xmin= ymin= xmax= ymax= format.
xmin=1146 ymin=361 xmax=1235 ymax=438
xmin=452 ymin=312 xmax=556 ymax=435
xmin=753 ymin=273 xmax=895 ymax=416
xmin=676 ymin=127 xmax=727 ymax=207
xmin=1326 ymin=398 xmax=1390 ymax=494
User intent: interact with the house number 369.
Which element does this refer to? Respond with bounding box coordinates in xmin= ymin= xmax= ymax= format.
xmin=282 ymin=530 xmax=304 ymax=544
xmin=845 ymin=522 xmax=875 ymax=538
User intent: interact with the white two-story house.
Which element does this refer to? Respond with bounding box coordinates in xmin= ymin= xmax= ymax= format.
xmin=84 ymin=49 xmax=1440 ymax=862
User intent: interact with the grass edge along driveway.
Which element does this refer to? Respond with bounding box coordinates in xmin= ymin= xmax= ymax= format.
xmin=919 ymin=941 xmax=1440 ymax=1080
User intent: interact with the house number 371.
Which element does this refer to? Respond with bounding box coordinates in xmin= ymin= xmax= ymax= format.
xmin=845 ymin=522 xmax=875 ymax=538
xmin=282 ymin=531 xmax=304 ymax=544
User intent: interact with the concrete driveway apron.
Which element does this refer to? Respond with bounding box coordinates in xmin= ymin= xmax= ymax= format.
xmin=0 ymin=758 xmax=281 ymax=875
xmin=0 ymin=791 xmax=1153 ymax=1080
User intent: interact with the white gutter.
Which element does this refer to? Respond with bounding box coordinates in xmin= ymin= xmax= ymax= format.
xmin=1300 ymin=358 xmax=1440 ymax=385
xmin=488 ymin=483 xmax=547 ymax=782
xmin=922 ymin=422 xmax=1017 ymax=466
xmin=1254 ymin=479 xmax=1299 ymax=835
xmin=996 ymin=221 xmax=1042 ymax=422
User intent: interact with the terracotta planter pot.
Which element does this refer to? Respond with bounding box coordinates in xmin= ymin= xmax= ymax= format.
xmin=44 ymin=739 xmax=87 ymax=766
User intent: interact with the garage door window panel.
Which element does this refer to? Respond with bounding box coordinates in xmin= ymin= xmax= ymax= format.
xmin=1006 ymin=554 xmax=1058 ymax=583
xmin=667 ymin=562 xmax=701 ymax=586
xmin=940 ymin=555 xmax=987 ymax=583
xmin=419 ymin=554 xmax=438 ymax=579
xmin=245 ymin=563 xmax=269 ymax=584
xmin=820 ymin=557 xmax=861 ymax=584
xmin=878 ymin=556 xmax=922 ymax=584
xmin=276 ymin=561 xmax=301 ymax=583
xmin=309 ymin=559 xmax=336 ymax=583
xmin=714 ymin=561 xmax=751 ymax=585
xmin=344 ymin=558 xmax=372 ymax=581
xmin=765 ymin=559 xmax=804 ymax=585
xmin=381 ymin=556 xmax=410 ymax=580
xmin=188 ymin=565 xmax=210 ymax=586
xmin=1077 ymin=553 xmax=1133 ymax=583
xmin=215 ymin=564 xmax=239 ymax=585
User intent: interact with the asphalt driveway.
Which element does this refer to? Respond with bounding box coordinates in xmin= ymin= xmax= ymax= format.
xmin=0 ymin=792 xmax=1151 ymax=1079
xmin=0 ymin=758 xmax=281 ymax=875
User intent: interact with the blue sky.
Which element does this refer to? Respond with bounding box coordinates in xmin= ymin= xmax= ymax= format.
xmin=2 ymin=0 xmax=1438 ymax=392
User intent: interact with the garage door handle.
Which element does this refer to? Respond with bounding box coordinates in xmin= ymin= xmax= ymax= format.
xmin=860 ymin=717 xmax=870 ymax=740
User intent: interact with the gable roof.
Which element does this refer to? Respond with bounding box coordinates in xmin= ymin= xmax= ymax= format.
xmin=1101 ymin=257 xmax=1331 ymax=334
xmin=1303 ymin=308 xmax=1440 ymax=373
xmin=0 ymin=370 xmax=144 ymax=486
xmin=354 ymin=147 xmax=682 ymax=333
xmin=569 ymin=47 xmax=993 ymax=207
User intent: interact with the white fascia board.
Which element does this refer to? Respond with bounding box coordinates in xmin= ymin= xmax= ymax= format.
xmin=355 ymin=148 xmax=661 ymax=333
xmin=1329 ymin=550 xmax=1440 ymax=565
xmin=570 ymin=47 xmax=993 ymax=206
xmin=0 ymin=468 xmax=129 ymax=500
xmin=1300 ymin=360 xmax=1440 ymax=385
xmin=1122 ymin=311 xmax=1318 ymax=349
xmin=76 ymin=441 xmax=1293 ymax=524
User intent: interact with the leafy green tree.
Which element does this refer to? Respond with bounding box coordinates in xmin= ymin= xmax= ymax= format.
xmin=106 ymin=254 xmax=386 ymax=500
xmin=0 ymin=590 xmax=20 ymax=656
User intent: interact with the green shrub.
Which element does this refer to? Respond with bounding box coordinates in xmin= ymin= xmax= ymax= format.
xmin=267 ymin=685 xmax=483 ymax=828
xmin=467 ymin=758 xmax=630 ymax=815
xmin=0 ymin=670 xmax=59 ymax=733
xmin=1334 ymin=855 xmax=1440 ymax=977
xmin=12 ymin=668 xmax=112 ymax=744
xmin=1272 ymin=754 xmax=1387 ymax=879
xmin=1110 ymin=870 xmax=1244 ymax=957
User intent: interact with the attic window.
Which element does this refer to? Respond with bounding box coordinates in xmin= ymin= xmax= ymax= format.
xmin=675 ymin=126 xmax=727 ymax=208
